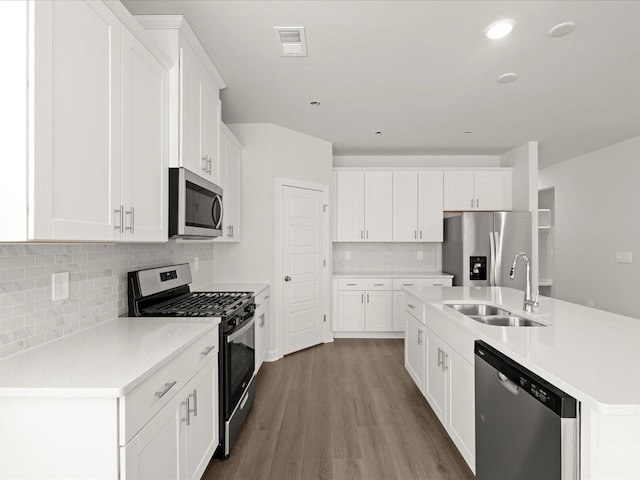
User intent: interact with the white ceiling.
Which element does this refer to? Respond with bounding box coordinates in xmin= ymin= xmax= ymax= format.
xmin=122 ymin=1 xmax=640 ymax=168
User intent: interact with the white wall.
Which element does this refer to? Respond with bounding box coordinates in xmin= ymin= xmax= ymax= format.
xmin=334 ymin=154 xmax=500 ymax=168
xmin=539 ymin=135 xmax=640 ymax=318
xmin=500 ymin=142 xmax=539 ymax=291
xmin=213 ymin=123 xmax=333 ymax=359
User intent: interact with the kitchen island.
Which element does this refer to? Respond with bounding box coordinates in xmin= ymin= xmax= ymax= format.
xmin=404 ymin=285 xmax=640 ymax=479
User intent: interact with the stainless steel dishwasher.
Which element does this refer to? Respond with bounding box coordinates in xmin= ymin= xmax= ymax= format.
xmin=475 ymin=341 xmax=579 ymax=480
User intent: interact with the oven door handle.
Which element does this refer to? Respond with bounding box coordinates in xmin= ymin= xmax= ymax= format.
xmin=227 ymin=317 xmax=255 ymax=343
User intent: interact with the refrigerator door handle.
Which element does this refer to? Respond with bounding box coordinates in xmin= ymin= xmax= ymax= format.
xmin=489 ymin=231 xmax=497 ymax=286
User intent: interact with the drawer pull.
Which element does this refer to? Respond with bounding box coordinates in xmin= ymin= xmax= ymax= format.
xmin=403 ymin=283 xmax=414 ymax=286
xmin=347 ymin=283 xmax=357 ymax=286
xmin=373 ymin=283 xmax=384 ymax=286
xmin=155 ymin=380 xmax=177 ymax=399
xmin=264 ymin=295 xmax=270 ymax=300
xmin=433 ymin=283 xmax=443 ymax=286
xmin=201 ymin=345 xmax=215 ymax=357
xmin=407 ymin=304 xmax=416 ymax=309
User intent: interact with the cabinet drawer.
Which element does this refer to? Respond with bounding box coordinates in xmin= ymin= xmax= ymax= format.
xmin=120 ymin=326 xmax=218 ymax=445
xmin=337 ymin=278 xmax=391 ymax=290
xmin=393 ymin=278 xmax=452 ymax=290
xmin=255 ymin=287 xmax=270 ymax=309
xmin=405 ymin=296 xmax=425 ymax=323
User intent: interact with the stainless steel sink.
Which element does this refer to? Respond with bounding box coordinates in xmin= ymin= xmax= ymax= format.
xmin=446 ymin=303 xmax=511 ymax=317
xmin=445 ymin=303 xmax=546 ymax=327
xmin=468 ymin=315 xmax=545 ymax=327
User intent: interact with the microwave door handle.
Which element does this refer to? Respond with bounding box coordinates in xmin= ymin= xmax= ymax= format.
xmin=212 ymin=194 xmax=223 ymax=229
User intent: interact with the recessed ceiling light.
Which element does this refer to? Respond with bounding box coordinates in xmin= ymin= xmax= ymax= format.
xmin=549 ymin=22 xmax=576 ymax=37
xmin=310 ymin=101 xmax=321 ymax=107
xmin=497 ymin=72 xmax=518 ymax=84
xmin=374 ymin=131 xmax=382 ymax=136
xmin=485 ymin=19 xmax=515 ymax=39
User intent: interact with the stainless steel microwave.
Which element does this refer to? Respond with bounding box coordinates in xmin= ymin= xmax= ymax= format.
xmin=169 ymin=167 xmax=223 ymax=238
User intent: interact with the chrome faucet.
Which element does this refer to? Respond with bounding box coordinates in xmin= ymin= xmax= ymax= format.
xmin=509 ymin=252 xmax=539 ymax=313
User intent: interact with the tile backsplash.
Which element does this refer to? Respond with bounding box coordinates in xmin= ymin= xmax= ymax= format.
xmin=0 ymin=242 xmax=214 ymax=358
xmin=333 ymin=242 xmax=442 ymax=273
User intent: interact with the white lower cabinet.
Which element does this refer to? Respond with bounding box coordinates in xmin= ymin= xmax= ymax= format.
xmin=255 ymin=287 xmax=271 ymax=372
xmin=404 ymin=293 xmax=475 ymax=472
xmin=335 ymin=279 xmax=392 ymax=333
xmin=404 ymin=306 xmax=425 ymax=392
xmin=392 ymin=278 xmax=452 ymax=332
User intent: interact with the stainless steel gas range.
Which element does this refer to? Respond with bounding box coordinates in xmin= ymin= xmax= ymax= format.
xmin=128 ymin=263 xmax=256 ymax=459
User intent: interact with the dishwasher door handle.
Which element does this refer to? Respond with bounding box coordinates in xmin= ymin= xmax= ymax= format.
xmin=498 ymin=372 xmax=520 ymax=395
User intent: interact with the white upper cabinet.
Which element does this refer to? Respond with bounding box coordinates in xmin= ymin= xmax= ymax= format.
xmin=121 ymin=27 xmax=169 ymax=242
xmin=335 ymin=171 xmax=365 ymax=241
xmin=443 ymin=169 xmax=512 ymax=211
xmin=364 ymin=171 xmax=393 ymax=241
xmin=393 ymin=170 xmax=443 ymax=242
xmin=334 ymin=170 xmax=392 ymax=242
xmin=215 ymin=123 xmax=242 ymax=242
xmin=0 ymin=1 xmax=169 ymax=242
xmin=136 ymin=16 xmax=226 ymax=186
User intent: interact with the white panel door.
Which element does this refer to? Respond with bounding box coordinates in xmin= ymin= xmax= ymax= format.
xmin=34 ymin=0 xmax=120 ymax=240
xmin=365 ymin=291 xmax=393 ymax=331
xmin=122 ymin=29 xmax=168 ymax=242
xmin=364 ymin=171 xmax=393 ymax=241
xmin=418 ymin=170 xmax=444 ymax=241
xmin=282 ymin=185 xmax=325 ymax=355
xmin=181 ymin=361 xmax=217 ymax=480
xmin=393 ymin=171 xmax=418 ymax=241
xmin=404 ymin=314 xmax=425 ymax=392
xmin=335 ymin=171 xmax=364 ymax=241
xmin=425 ymin=329 xmax=447 ymax=425
xmin=447 ymin=348 xmax=475 ymax=469
xmin=443 ymin=170 xmax=475 ymax=211
xmin=337 ymin=291 xmax=365 ymax=331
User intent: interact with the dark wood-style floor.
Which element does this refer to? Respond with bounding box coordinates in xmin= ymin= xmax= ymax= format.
xmin=203 ymin=338 xmax=474 ymax=480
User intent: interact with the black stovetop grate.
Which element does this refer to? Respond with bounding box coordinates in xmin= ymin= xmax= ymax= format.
xmin=144 ymin=291 xmax=253 ymax=316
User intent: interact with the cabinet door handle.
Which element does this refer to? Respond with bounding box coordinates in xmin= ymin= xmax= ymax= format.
xmin=155 ymin=380 xmax=177 ymax=399
xmin=361 ymin=293 xmax=364 ymax=303
xmin=437 ymin=348 xmax=443 ymax=367
xmin=264 ymin=295 xmax=270 ymax=300
xmin=260 ymin=313 xmax=265 ymax=327
xmin=476 ymin=198 xmax=479 ymax=208
xmin=114 ymin=205 xmax=124 ymax=233
xmin=202 ymin=155 xmax=208 ymax=173
xmin=470 ymin=198 xmax=474 ymax=208
xmin=444 ymin=352 xmax=449 ymax=371
xmin=367 ymin=293 xmax=370 ymax=303
xmin=201 ymin=345 xmax=215 ymax=357
xmin=407 ymin=304 xmax=415 ymax=309
xmin=182 ymin=399 xmax=190 ymax=425
xmin=208 ymin=157 xmax=212 ymax=174
xmin=420 ymin=230 xmax=423 ymax=240
xmin=418 ymin=329 xmax=423 ymax=345
xmin=125 ymin=207 xmax=135 ymax=233
xmin=188 ymin=390 xmax=198 ymax=417
xmin=414 ymin=230 xmax=417 ymax=240
xmin=227 ymin=225 xmax=233 ymax=238
xmin=366 ymin=230 xmax=369 ymax=240
xmin=360 ymin=230 xmax=364 ymax=240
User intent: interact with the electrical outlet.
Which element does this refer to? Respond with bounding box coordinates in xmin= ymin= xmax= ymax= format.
xmin=417 ymin=250 xmax=423 ymax=260
xmin=344 ymin=251 xmax=351 ymax=261
xmin=194 ymin=256 xmax=200 ymax=271
xmin=52 ymin=272 xmax=69 ymax=301
xmin=587 ymin=299 xmax=595 ymax=308
xmin=615 ymin=251 xmax=633 ymax=263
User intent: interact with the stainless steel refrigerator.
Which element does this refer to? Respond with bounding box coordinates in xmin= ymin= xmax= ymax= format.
xmin=442 ymin=211 xmax=532 ymax=290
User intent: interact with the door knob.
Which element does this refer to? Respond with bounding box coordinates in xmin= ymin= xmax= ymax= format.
xmin=284 ymin=276 xmax=291 ymax=282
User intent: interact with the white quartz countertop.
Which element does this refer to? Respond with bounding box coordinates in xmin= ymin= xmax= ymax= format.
xmin=333 ymin=271 xmax=453 ymax=279
xmin=208 ymin=283 xmax=269 ymax=295
xmin=404 ymin=286 xmax=640 ymax=415
xmin=0 ymin=317 xmax=219 ymax=398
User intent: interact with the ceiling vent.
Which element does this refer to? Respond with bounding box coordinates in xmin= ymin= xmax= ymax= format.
xmin=273 ymin=26 xmax=307 ymax=57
